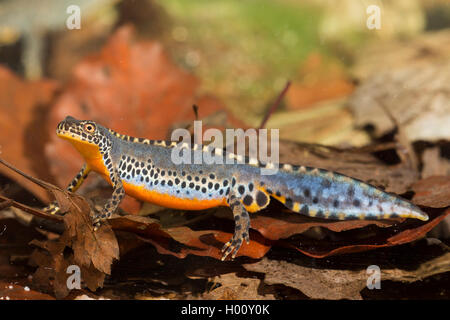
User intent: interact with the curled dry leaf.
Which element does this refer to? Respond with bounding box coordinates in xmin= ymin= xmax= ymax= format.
xmin=30 ymin=197 xmax=119 ymax=298
xmin=287 ymin=208 xmax=449 ymax=258
xmin=0 ymin=158 xmax=118 ymax=297
xmin=250 ymin=206 xmax=400 ymax=241
xmin=109 ymin=214 xmax=271 ymax=260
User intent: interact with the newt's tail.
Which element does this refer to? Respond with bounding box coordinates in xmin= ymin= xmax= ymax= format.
xmin=259 ymin=165 xmax=428 ymax=221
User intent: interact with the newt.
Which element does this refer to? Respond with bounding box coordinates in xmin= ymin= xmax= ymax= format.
xmin=46 ymin=116 xmax=429 ymax=260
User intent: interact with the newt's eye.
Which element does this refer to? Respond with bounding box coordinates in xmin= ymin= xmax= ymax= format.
xmin=84 ymin=123 xmax=96 ymax=133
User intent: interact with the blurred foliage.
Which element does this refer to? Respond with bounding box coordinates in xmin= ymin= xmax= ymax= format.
xmin=160 ymin=0 xmax=323 ymax=124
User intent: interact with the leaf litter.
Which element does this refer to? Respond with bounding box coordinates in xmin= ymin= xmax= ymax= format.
xmin=0 ymin=26 xmax=448 ymax=300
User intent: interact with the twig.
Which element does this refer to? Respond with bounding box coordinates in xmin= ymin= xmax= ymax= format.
xmin=0 ymin=199 xmax=13 ymax=210
xmin=258 ymin=81 xmax=291 ymax=129
xmin=192 ymin=104 xmax=199 ymax=121
xmin=0 ymin=158 xmax=64 ymax=192
xmin=0 ymin=194 xmax=62 ymax=222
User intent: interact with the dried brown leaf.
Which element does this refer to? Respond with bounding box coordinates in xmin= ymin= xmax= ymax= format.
xmin=244 ymin=252 xmax=450 ymax=300
xmin=412 ymin=176 xmax=450 ymax=208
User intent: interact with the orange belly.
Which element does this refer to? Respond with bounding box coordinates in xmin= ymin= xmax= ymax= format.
xmin=88 ymin=158 xmax=227 ymax=210
xmin=122 ymin=181 xmax=228 ymax=210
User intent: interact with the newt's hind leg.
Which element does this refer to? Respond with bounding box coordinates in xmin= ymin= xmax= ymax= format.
xmin=221 ymin=192 xmax=251 ymax=261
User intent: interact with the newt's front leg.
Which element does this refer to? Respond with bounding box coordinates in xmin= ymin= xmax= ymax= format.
xmin=92 ymin=154 xmax=125 ymax=229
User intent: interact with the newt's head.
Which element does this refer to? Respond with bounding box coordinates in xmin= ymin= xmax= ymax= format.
xmin=57 ymin=116 xmax=110 ymax=159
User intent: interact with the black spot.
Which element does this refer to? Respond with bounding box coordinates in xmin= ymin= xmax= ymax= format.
xmin=347 ymin=185 xmax=355 ymax=197
xmin=181 ymin=182 xmax=186 ymax=188
xmin=189 ymin=182 xmax=194 ymax=189
xmin=142 ymin=169 xmax=148 ymax=175
xmin=195 ymin=185 xmax=200 ymax=191
xmin=316 ymin=210 xmax=325 ymax=218
xmin=321 ymin=179 xmax=332 ymax=188
xmin=285 ymin=198 xmax=293 ymax=210
xmin=223 ymin=180 xmax=229 ymax=187
xmin=300 ymin=205 xmax=309 ymax=215
xmin=214 ymin=183 xmax=220 ymax=190
xmin=201 ymin=187 xmax=207 ymax=193
xmin=209 ymin=174 xmax=215 ymax=179
xmin=175 ymin=178 xmax=180 ymax=185
xmin=333 ymin=199 xmax=339 ymax=208
xmin=256 ymin=191 xmax=268 ymax=207
xmin=353 ymin=199 xmax=361 ymax=207
xmin=127 ymin=165 xmax=132 ymax=172
xmin=248 ymin=183 xmax=254 ymax=192
xmin=208 ymin=182 xmax=213 ymax=189
xmin=161 ymin=181 xmax=165 ymax=186
xmin=168 ymin=180 xmax=173 ymax=186
xmin=201 ymin=178 xmax=207 ymax=184
xmin=232 ymin=178 xmax=236 ymax=187
xmin=243 ymin=195 xmax=253 ymax=206
xmin=187 ymin=175 xmax=192 ymax=181
xmin=313 ymin=197 xmax=319 ymax=204
xmin=304 ymin=189 xmax=310 ymax=197
xmin=238 ymin=185 xmax=245 ymax=195
xmin=275 ymin=191 xmax=282 ymax=197
xmin=219 ymin=189 xmax=224 ymax=195
xmin=195 ymin=176 xmax=199 ymax=182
